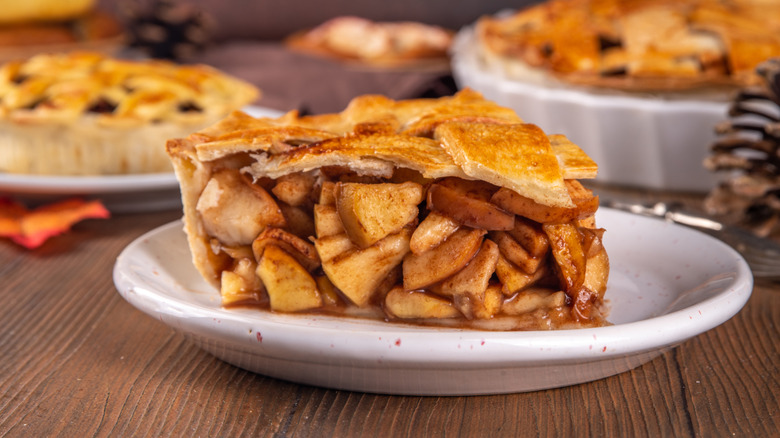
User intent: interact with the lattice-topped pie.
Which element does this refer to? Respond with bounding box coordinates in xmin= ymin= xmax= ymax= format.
xmin=0 ymin=52 xmax=258 ymax=175
xmin=477 ymin=0 xmax=780 ymax=91
xmin=167 ymin=90 xmax=610 ymax=330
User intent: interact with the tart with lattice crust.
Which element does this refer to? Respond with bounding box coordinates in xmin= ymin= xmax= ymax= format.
xmin=167 ymin=89 xmax=610 ymax=331
xmin=477 ymin=0 xmax=780 ymax=91
xmin=0 ymin=51 xmax=258 ymax=175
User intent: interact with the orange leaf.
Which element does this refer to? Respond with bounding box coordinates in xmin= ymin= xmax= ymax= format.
xmin=0 ymin=198 xmax=26 ymax=237
xmin=0 ymin=197 xmax=110 ymax=248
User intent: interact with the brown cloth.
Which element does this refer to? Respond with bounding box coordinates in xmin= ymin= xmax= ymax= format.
xmin=190 ymin=41 xmax=456 ymax=114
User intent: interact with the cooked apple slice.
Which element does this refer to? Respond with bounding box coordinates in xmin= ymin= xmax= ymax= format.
xmin=543 ymin=223 xmax=587 ymax=294
xmin=578 ymin=215 xmax=597 ymax=229
xmin=271 ymin=172 xmax=316 ymax=207
xmin=490 ymin=231 xmax=545 ymax=274
xmin=220 ymin=258 xmax=265 ymax=306
xmin=256 ymin=244 xmax=322 ymax=312
xmin=471 ymin=283 xmax=503 ymax=319
xmin=494 ymin=253 xmax=548 ymax=296
xmin=584 ymin=246 xmax=609 ymax=299
xmin=251 ymin=227 xmax=320 ymax=272
xmin=409 ymin=212 xmax=460 ymax=254
xmin=384 ymin=287 xmax=461 ymax=319
xmin=502 ymin=287 xmax=566 ymax=315
xmin=313 ymin=233 xmax=355 ymax=262
xmin=581 ymin=226 xmax=606 ymax=257
xmin=197 ymin=169 xmax=286 ymax=246
xmin=402 ymin=228 xmax=485 ymax=291
xmin=278 ymin=203 xmax=316 ymax=240
xmin=315 ymin=229 xmax=411 ymax=307
xmin=507 ymin=216 xmax=549 ymax=258
xmin=427 ymin=177 xmax=514 ymax=230
xmin=438 ymin=239 xmax=499 ymax=298
xmin=315 ymin=275 xmax=343 ymax=306
xmin=491 ymin=180 xmax=598 ymax=224
xmin=319 ymin=181 xmax=337 ymax=205
xmin=335 ymin=181 xmax=423 ymax=248
xmin=435 ymin=239 xmax=499 ymax=319
xmin=314 ymin=204 xmax=346 ymax=238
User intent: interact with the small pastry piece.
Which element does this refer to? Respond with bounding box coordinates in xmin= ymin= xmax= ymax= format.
xmin=285 ymin=16 xmax=453 ymax=69
xmin=167 ymin=89 xmax=610 ymax=330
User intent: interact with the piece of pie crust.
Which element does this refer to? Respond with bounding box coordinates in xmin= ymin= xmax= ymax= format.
xmin=167 ymin=89 xmax=610 ymax=330
xmin=285 ymin=16 xmax=453 ymax=69
xmin=0 ymin=52 xmax=259 ymax=175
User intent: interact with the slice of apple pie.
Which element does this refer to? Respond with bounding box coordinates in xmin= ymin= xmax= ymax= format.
xmin=167 ymin=89 xmax=610 ymax=330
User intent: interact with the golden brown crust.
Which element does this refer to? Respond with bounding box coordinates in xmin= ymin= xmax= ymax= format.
xmin=187 ymin=89 xmax=594 ymax=207
xmin=0 ymin=51 xmax=259 ymax=175
xmin=477 ymin=0 xmax=780 ymax=91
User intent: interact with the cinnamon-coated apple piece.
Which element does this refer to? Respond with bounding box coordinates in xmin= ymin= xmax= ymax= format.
xmin=256 ymin=244 xmax=323 ymax=312
xmin=437 ymin=239 xmax=500 ymax=319
xmin=271 ymin=171 xmax=317 ymax=207
xmin=313 ymin=204 xmax=346 ymax=238
xmin=402 ymin=227 xmax=485 ymax=290
xmin=315 ymin=228 xmax=411 ymax=307
xmin=507 ymin=216 xmax=549 ymax=258
xmin=502 ymin=287 xmax=566 ymax=315
xmin=196 ymin=169 xmax=286 ymax=246
xmin=584 ymin=246 xmax=609 ymax=300
xmin=278 ymin=203 xmax=316 ymax=240
xmin=438 ymin=239 xmax=499 ymax=298
xmin=491 ymin=180 xmax=598 ymax=224
xmin=409 ymin=212 xmax=459 ymax=254
xmin=335 ymin=181 xmax=423 ymax=248
xmin=319 ymin=180 xmax=337 ymax=205
xmin=315 ymin=275 xmax=343 ymax=306
xmin=494 ymin=253 xmax=548 ymax=296
xmin=251 ymin=227 xmax=320 ymax=272
xmin=427 ymin=177 xmax=514 ymax=230
xmin=312 ymin=233 xmax=355 ymax=262
xmin=471 ymin=283 xmax=503 ymax=319
xmin=384 ymin=287 xmax=461 ymax=319
xmin=490 ymin=230 xmax=545 ymax=275
xmin=220 ymin=258 xmax=265 ymax=306
xmin=543 ymin=222 xmax=587 ymax=295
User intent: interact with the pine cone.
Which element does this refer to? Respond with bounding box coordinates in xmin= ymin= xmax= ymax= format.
xmin=124 ymin=0 xmax=213 ymax=60
xmin=704 ymin=58 xmax=780 ymax=238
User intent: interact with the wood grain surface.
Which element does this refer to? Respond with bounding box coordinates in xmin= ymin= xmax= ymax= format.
xmin=0 ymin=197 xmax=778 ymax=437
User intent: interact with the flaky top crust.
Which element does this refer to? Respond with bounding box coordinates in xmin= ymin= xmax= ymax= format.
xmin=477 ymin=0 xmax=780 ymax=91
xmin=172 ymin=89 xmax=597 ymax=208
xmin=0 ymin=51 xmax=259 ymax=126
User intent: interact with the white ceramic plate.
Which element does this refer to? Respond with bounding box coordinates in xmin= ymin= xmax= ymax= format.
xmin=113 ymin=208 xmax=753 ymax=395
xmin=0 ymin=105 xmax=283 ymax=213
xmin=451 ymin=25 xmax=730 ymax=192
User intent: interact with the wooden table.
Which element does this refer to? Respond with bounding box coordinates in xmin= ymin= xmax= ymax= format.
xmin=1 ymin=190 xmax=778 ymax=437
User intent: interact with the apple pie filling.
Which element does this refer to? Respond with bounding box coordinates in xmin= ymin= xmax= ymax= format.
xmin=167 ymin=90 xmax=610 ymax=330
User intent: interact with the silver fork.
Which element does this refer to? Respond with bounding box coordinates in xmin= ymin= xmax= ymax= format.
xmin=603 ymin=200 xmax=780 ymax=281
